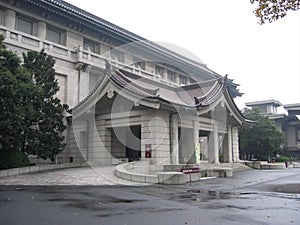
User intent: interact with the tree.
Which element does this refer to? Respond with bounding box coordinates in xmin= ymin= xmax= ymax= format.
xmin=22 ymin=50 xmax=69 ymax=161
xmin=0 ymin=35 xmax=38 ymax=153
xmin=239 ymin=108 xmax=284 ymax=161
xmin=250 ymin=0 xmax=300 ymax=24
xmin=0 ymin=35 xmax=68 ymax=161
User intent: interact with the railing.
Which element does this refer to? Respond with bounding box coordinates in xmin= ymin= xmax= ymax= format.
xmin=0 ymin=25 xmax=181 ymax=88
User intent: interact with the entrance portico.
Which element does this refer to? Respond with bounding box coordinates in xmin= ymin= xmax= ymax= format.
xmin=68 ymin=64 xmax=247 ymax=166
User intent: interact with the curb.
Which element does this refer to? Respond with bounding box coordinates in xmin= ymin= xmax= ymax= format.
xmin=0 ymin=162 xmax=88 ymax=178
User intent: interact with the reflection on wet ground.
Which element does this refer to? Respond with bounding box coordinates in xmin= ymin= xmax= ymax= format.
xmin=270 ymin=183 xmax=300 ymax=194
xmin=1 ymin=169 xmax=300 ymax=225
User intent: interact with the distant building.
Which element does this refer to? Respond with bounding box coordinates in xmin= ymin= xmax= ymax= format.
xmin=246 ymin=100 xmax=300 ymax=159
xmin=0 ymin=0 xmax=248 ymax=165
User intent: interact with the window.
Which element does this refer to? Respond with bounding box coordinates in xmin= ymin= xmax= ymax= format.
xmin=155 ymin=65 xmax=164 ymax=76
xmin=16 ymin=16 xmax=34 ymax=35
xmin=110 ymin=50 xmax=124 ymax=63
xmin=133 ymin=57 xmax=145 ymax=70
xmin=80 ymin=131 xmax=88 ymax=148
xmin=0 ymin=8 xmax=3 ymax=25
xmin=83 ymin=39 xmax=96 ymax=53
xmin=167 ymin=70 xmax=176 ymax=83
xmin=254 ymin=105 xmax=267 ymax=114
xmin=297 ymin=127 xmax=300 ymax=141
xmin=179 ymin=75 xmax=187 ymax=85
xmin=46 ymin=26 xmax=63 ymax=44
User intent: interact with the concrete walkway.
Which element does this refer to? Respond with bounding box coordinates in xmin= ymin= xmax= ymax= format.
xmin=0 ymin=166 xmax=147 ymax=186
xmin=0 ymin=163 xmax=250 ymax=186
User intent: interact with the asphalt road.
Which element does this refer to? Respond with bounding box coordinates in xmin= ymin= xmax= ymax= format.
xmin=0 ymin=168 xmax=299 ymax=225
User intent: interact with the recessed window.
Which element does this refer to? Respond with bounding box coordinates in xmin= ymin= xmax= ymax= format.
xmin=80 ymin=131 xmax=88 ymax=148
xmin=46 ymin=26 xmax=63 ymax=45
xmin=83 ymin=39 xmax=96 ymax=53
xmin=110 ymin=50 xmax=124 ymax=63
xmin=297 ymin=127 xmax=300 ymax=141
xmin=155 ymin=65 xmax=164 ymax=76
xmin=0 ymin=8 xmax=4 ymax=25
xmin=167 ymin=70 xmax=176 ymax=83
xmin=179 ymin=75 xmax=187 ymax=85
xmin=16 ymin=16 xmax=34 ymax=35
xmin=133 ymin=58 xmax=145 ymax=70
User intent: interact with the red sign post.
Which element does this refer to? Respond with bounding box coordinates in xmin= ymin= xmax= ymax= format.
xmin=145 ymin=144 xmax=152 ymax=158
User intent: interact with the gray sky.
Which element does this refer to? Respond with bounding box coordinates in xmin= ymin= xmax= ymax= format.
xmin=66 ymin=0 xmax=300 ymax=109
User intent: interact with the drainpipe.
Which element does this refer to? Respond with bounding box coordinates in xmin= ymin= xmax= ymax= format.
xmin=77 ymin=68 xmax=81 ymax=104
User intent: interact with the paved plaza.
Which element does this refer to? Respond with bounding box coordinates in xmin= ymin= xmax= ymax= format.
xmin=0 ymin=163 xmax=251 ymax=186
xmin=1 ymin=168 xmax=299 ymax=225
xmin=0 ymin=166 xmax=145 ymax=186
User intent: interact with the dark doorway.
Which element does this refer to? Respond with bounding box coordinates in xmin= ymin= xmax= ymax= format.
xmin=126 ymin=125 xmax=141 ymax=162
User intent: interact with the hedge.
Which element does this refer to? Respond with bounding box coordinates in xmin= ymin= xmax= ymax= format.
xmin=0 ymin=150 xmax=30 ymax=170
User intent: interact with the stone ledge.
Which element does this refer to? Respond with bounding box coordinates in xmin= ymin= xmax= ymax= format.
xmin=243 ymin=161 xmax=287 ymax=170
xmin=115 ymin=162 xmax=158 ymax=184
xmin=260 ymin=163 xmax=285 ymax=169
xmin=158 ymin=172 xmax=186 ymax=184
xmin=293 ymin=163 xmax=300 ymax=168
xmin=115 ymin=162 xmax=234 ymax=184
xmin=0 ymin=162 xmax=87 ymax=178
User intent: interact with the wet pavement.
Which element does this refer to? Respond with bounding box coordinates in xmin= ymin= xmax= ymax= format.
xmin=0 ymin=168 xmax=299 ymax=225
xmin=0 ymin=166 xmax=146 ymax=186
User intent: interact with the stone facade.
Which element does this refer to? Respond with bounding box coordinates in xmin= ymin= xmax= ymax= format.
xmin=246 ymin=100 xmax=300 ymax=159
xmin=0 ymin=0 xmax=246 ymax=165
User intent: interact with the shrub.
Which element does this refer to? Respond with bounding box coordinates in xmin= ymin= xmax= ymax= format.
xmin=275 ymin=156 xmax=290 ymax=162
xmin=256 ymin=155 xmax=269 ymax=161
xmin=0 ymin=150 xmax=30 ymax=170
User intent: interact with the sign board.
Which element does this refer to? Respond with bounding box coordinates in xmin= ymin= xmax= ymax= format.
xmin=145 ymin=144 xmax=152 ymax=158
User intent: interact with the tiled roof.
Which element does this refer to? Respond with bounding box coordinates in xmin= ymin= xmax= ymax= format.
xmin=72 ymin=63 xmax=228 ymax=111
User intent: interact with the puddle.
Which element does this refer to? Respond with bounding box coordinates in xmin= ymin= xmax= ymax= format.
xmin=46 ymin=195 xmax=146 ymax=211
xmin=187 ymin=189 xmax=241 ymax=198
xmin=167 ymin=189 xmax=260 ymax=203
xmin=206 ymin=204 xmax=252 ymax=210
xmin=270 ymin=183 xmax=300 ymax=194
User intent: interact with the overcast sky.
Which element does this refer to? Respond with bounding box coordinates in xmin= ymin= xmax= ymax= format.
xmin=66 ymin=0 xmax=300 ymax=109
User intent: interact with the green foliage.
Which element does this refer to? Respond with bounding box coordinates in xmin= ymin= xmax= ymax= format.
xmin=0 ymin=35 xmax=38 ymax=152
xmin=250 ymin=0 xmax=300 ymax=24
xmin=239 ymin=108 xmax=284 ymax=160
xmin=0 ymin=34 xmax=68 ymax=161
xmin=256 ymin=155 xmax=269 ymax=161
xmin=0 ymin=150 xmax=30 ymax=170
xmin=275 ymin=156 xmax=290 ymax=162
xmin=22 ymin=50 xmax=68 ymax=161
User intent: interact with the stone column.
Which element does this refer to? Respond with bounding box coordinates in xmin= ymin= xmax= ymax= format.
xmin=175 ymin=73 xmax=180 ymax=85
xmin=162 ymin=68 xmax=167 ymax=80
xmin=193 ymin=120 xmax=199 ymax=164
xmin=232 ymin=127 xmax=240 ymax=162
xmin=93 ymin=118 xmax=112 ymax=165
xmin=4 ymin=9 xmax=16 ymax=29
xmin=213 ymin=124 xmax=220 ymax=163
xmin=227 ymin=126 xmax=233 ymax=163
xmin=171 ymin=115 xmax=179 ymax=164
xmin=208 ymin=124 xmax=219 ymax=164
xmin=36 ymin=21 xmax=47 ymax=39
xmin=141 ymin=112 xmax=170 ymax=165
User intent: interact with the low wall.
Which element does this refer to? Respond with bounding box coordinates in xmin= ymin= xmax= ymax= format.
xmin=0 ymin=162 xmax=87 ymax=178
xmin=243 ymin=161 xmax=299 ymax=170
xmin=115 ymin=162 xmax=233 ymax=185
xmin=115 ymin=162 xmax=159 ymax=183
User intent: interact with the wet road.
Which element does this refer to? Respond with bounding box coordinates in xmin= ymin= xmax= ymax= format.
xmin=0 ymin=168 xmax=299 ymax=225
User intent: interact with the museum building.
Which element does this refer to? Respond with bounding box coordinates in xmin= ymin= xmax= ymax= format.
xmin=0 ymin=0 xmax=248 ymax=165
